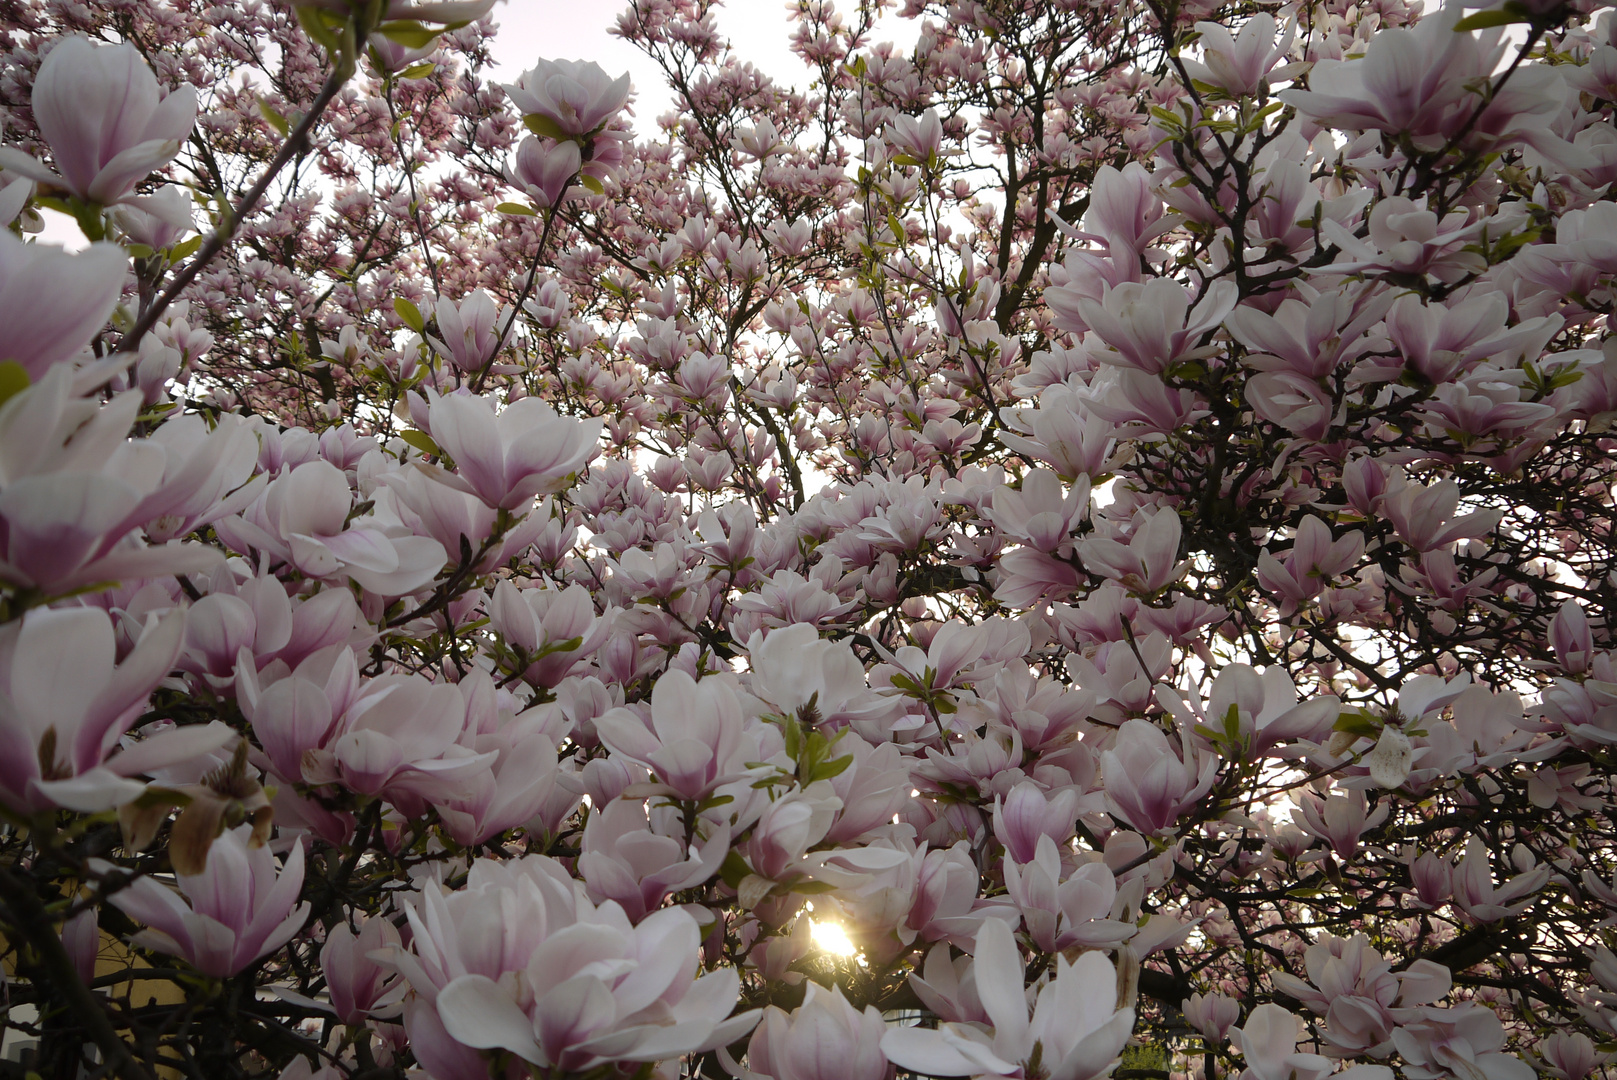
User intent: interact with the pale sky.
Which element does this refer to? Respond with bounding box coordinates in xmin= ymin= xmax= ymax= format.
xmin=38 ymin=1 xmax=917 ymax=247
xmin=486 ymin=0 xmax=823 ymax=131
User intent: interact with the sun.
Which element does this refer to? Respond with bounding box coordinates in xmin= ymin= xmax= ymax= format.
xmin=811 ymin=919 xmax=858 ymax=957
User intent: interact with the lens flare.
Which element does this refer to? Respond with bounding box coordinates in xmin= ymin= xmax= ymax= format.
xmin=812 ymin=919 xmax=857 ymax=957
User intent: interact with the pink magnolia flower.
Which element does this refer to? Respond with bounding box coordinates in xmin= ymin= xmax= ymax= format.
xmin=321 ymin=915 xmax=403 ymax=1025
xmin=1534 ymin=1033 xmax=1608 ymax=1080
xmin=888 ymin=109 xmax=944 ymax=162
xmin=748 ymin=622 xmax=901 ymax=734
xmin=1379 ymin=471 xmax=1503 ymax=553
xmin=1255 ymin=517 xmax=1365 ymax=614
xmin=424 ymin=392 xmax=603 ymax=510
xmin=1182 ymin=14 xmax=1295 ymax=98
xmin=102 ymin=825 xmax=309 ymax=978
xmin=0 ymin=605 xmax=232 ymax=813
xmin=1180 ymin=662 xmax=1341 ymax=757
xmin=1281 ymin=10 xmax=1489 ymax=140
xmin=0 ymin=231 xmax=127 ymax=379
xmin=383 ymin=466 xmax=546 ymax=573
xmin=1452 ymin=835 xmax=1550 ymax=922
xmin=1082 ymin=163 xmax=1170 ymax=257
xmin=0 ymin=373 xmax=239 ymax=593
xmin=1319 ymin=198 xmax=1492 ymax=283
xmin=1375 ymin=293 xmax=1554 ymax=386
xmin=1185 ymin=992 xmax=1241 ymax=1042
xmin=1271 ymin=934 xmax=1451 ymax=1057
xmin=1076 ymin=278 xmax=1238 ymax=376
xmin=1101 ymin=718 xmax=1218 ymax=835
xmin=1247 ymin=372 xmax=1336 ymax=442
xmin=1231 ymin=1005 xmax=1334 ymax=1080
xmin=237 ymin=645 xmax=360 ymax=783
xmin=505 ymin=59 xmax=631 ymax=137
xmin=508 ymin=136 xmax=580 ymax=208
xmin=741 ymin=779 xmax=843 ymax=883
xmin=1080 ymin=507 xmax=1186 ymax=595
xmin=488 ymin=579 xmax=607 ymax=688
xmin=1226 ymin=288 xmax=1391 ymax=381
xmin=434 ymin=678 xmax=571 ymax=846
xmin=595 ymin=669 xmax=754 ymax=802
xmin=904 ymin=841 xmax=990 ymax=945
xmin=577 ymin=797 xmax=729 ymax=922
xmin=0 ymin=37 xmax=197 ymax=206
xmin=1294 ymin=789 xmax=1388 ymax=859
xmin=385 ymin=853 xmax=758 ymax=1072
xmin=1000 ymin=386 xmax=1122 ymax=482
xmin=1392 ymin=1004 xmax=1534 ymax=1080
xmin=110 ymin=185 xmax=194 ymax=250
xmin=881 ymin=917 xmax=1134 ymax=1080
xmin=1083 ymin=368 xmax=1211 ymax=434
xmin=987 ymin=470 xmax=1089 ymax=553
xmin=992 ymin=780 xmax=1081 ymax=864
xmin=307 ymin=671 xmax=492 ymax=804
xmin=1550 ymin=600 xmax=1594 ymax=675
xmin=1003 ymin=835 xmax=1136 ymax=954
xmin=426 ymin=290 xmax=511 ymax=375
xmin=216 ymin=460 xmax=447 ymax=597
xmin=747 ymin=982 xmax=893 ymax=1080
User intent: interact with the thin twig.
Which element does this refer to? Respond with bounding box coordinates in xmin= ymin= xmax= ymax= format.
xmin=119 ymin=59 xmax=358 ymax=355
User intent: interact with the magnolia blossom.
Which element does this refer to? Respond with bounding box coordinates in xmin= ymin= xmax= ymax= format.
xmin=596 ymin=669 xmax=755 ymax=801
xmin=505 ymin=58 xmax=631 ymax=137
xmin=745 ymin=983 xmax=893 ymax=1080
xmin=1079 ymin=508 xmax=1186 ymax=594
xmin=216 ymin=459 xmax=447 ymax=596
xmin=423 ymin=391 xmax=603 ymax=510
xmin=1233 ymin=1004 xmax=1393 ymax=1080
xmin=0 ymin=37 xmax=195 ymax=207
xmin=0 ymin=606 xmax=232 ymax=813
xmin=426 ymin=290 xmax=511 ymax=375
xmin=508 ymin=136 xmax=581 ymax=208
xmin=102 ymin=826 xmax=309 ymax=977
xmin=881 ymin=918 xmax=1134 ymax=1080
xmin=321 ymin=916 xmax=402 ymax=1025
xmin=0 ymin=231 xmax=127 ymax=378
xmin=1182 ymin=14 xmax=1295 ymax=97
xmin=1003 ymin=835 xmax=1136 ymax=953
xmin=384 ymin=854 xmax=758 ymax=1071
xmin=577 ymin=797 xmax=729 ymax=922
xmin=1100 ymin=718 xmax=1219 ymax=834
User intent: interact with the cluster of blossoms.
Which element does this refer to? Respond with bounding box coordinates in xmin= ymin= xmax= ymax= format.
xmin=6 ymin=0 xmax=1617 ymax=1078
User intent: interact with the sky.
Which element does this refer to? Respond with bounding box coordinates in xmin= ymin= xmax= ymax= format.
xmin=486 ymin=0 xmax=822 ymax=130
xmin=38 ymin=1 xmax=919 ymax=247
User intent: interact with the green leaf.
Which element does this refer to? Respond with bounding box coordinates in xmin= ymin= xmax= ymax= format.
xmin=295 ymin=5 xmax=345 ymax=57
xmin=1453 ymin=4 xmax=1530 ymax=29
xmin=719 ymin=849 xmax=751 ymax=888
xmin=496 ymin=201 xmax=536 ymax=216
xmin=1332 ymin=710 xmax=1381 ymax=739
xmin=376 ymin=19 xmax=441 ymax=49
xmin=806 ymin=754 xmax=853 ymax=783
xmin=578 ymin=173 xmax=604 ymax=195
xmin=523 ymin=113 xmax=570 ymax=140
xmin=399 ymin=429 xmax=440 ymax=457
xmin=259 ymin=100 xmax=290 ymax=137
xmin=0 ymin=362 xmax=29 ymax=408
xmin=394 ymin=297 xmax=425 ymax=332
xmin=398 ymin=61 xmax=437 ymax=80
xmin=169 ymin=234 xmax=203 ymax=263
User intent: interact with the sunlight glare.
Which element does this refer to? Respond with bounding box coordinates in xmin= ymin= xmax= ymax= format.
xmin=812 ymin=919 xmax=858 ymax=957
